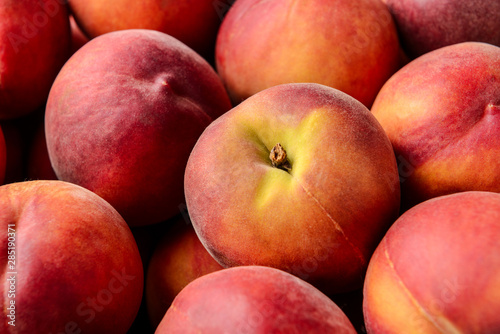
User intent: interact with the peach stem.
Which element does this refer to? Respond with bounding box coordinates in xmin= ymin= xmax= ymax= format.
xmin=269 ymin=143 xmax=292 ymax=172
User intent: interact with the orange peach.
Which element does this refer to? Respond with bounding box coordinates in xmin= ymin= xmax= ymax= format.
xmin=185 ymin=83 xmax=400 ymax=294
xmin=69 ymin=0 xmax=224 ymax=60
xmin=371 ymin=42 xmax=500 ymax=210
xmin=215 ymin=0 xmax=401 ymax=107
xmin=0 ymin=180 xmax=143 ymax=333
xmin=363 ymin=191 xmax=500 ymax=333
xmin=156 ymin=266 xmax=357 ymax=333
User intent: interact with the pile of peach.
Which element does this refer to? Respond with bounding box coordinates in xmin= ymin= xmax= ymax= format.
xmin=1 ymin=0 xmax=499 ymax=333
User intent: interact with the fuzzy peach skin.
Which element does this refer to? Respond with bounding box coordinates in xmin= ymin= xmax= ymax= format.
xmin=146 ymin=218 xmax=223 ymax=329
xmin=383 ymin=0 xmax=500 ymax=58
xmin=0 ymin=180 xmax=144 ymax=333
xmin=156 ymin=266 xmax=357 ymax=334
xmin=363 ymin=191 xmax=500 ymax=333
xmin=68 ymin=0 xmax=224 ymax=60
xmin=0 ymin=125 xmax=5 ymax=184
xmin=215 ymin=0 xmax=401 ymax=107
xmin=0 ymin=0 xmax=71 ymax=119
xmin=45 ymin=29 xmax=232 ymax=226
xmin=371 ymin=42 xmax=500 ymax=210
xmin=185 ymin=83 xmax=401 ymax=295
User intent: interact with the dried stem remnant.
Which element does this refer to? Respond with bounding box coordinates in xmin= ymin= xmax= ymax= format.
xmin=269 ymin=143 xmax=291 ymax=172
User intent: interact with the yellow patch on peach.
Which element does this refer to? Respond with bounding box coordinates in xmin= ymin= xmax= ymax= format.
xmin=411 ymin=145 xmax=500 ymax=197
xmin=364 ymin=245 xmax=440 ymax=333
xmin=250 ymin=110 xmax=330 ymax=210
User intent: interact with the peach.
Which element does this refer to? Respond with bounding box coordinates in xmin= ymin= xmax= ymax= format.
xmin=146 ymin=217 xmax=223 ymax=329
xmin=0 ymin=0 xmax=71 ymax=119
xmin=156 ymin=266 xmax=357 ymax=333
xmin=68 ymin=0 xmax=224 ymax=60
xmin=0 ymin=180 xmax=143 ymax=333
xmin=215 ymin=0 xmax=401 ymax=107
xmin=383 ymin=0 xmax=500 ymax=58
xmin=185 ymin=83 xmax=400 ymax=294
xmin=363 ymin=191 xmax=500 ymax=333
xmin=45 ymin=29 xmax=232 ymax=226
xmin=371 ymin=42 xmax=500 ymax=210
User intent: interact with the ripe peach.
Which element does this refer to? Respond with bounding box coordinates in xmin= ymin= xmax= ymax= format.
xmin=156 ymin=266 xmax=357 ymax=333
xmin=185 ymin=83 xmax=400 ymax=294
xmin=0 ymin=180 xmax=144 ymax=333
xmin=371 ymin=42 xmax=500 ymax=210
xmin=69 ymin=0 xmax=224 ymax=60
xmin=215 ymin=0 xmax=401 ymax=107
xmin=45 ymin=29 xmax=232 ymax=226
xmin=363 ymin=191 xmax=500 ymax=333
